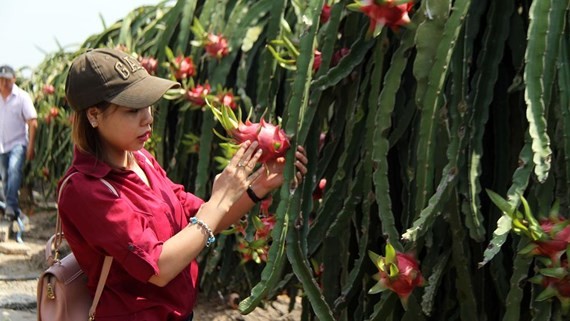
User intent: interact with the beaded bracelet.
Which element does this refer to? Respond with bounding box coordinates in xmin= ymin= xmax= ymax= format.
xmin=189 ymin=217 xmax=216 ymax=247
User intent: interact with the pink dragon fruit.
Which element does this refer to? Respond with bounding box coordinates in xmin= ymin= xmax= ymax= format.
xmin=254 ymin=215 xmax=276 ymax=240
xmin=209 ymin=103 xmax=290 ymax=163
xmin=320 ymin=4 xmax=332 ymax=24
xmin=534 ymin=221 xmax=570 ymax=262
xmin=185 ymin=83 xmax=211 ymax=107
xmin=229 ymin=119 xmax=290 ymax=163
xmin=312 ymin=178 xmax=327 ymax=200
xmin=252 ymin=119 xmax=291 ymax=163
xmin=218 ymin=91 xmax=237 ymax=110
xmin=205 ymin=33 xmax=229 ymax=59
xmin=172 ymin=55 xmax=195 ymax=80
xmin=531 ymin=256 xmax=570 ymax=314
xmin=260 ymin=195 xmax=273 ymax=215
xmin=139 ymin=56 xmax=158 ymax=75
xmin=42 ymin=84 xmax=55 ymax=95
xmin=313 ymin=50 xmax=322 ymax=72
xmin=368 ymin=243 xmax=424 ymax=308
xmin=520 ymin=217 xmax=570 ymax=264
xmin=348 ymin=0 xmax=414 ymax=35
xmin=331 ymin=47 xmax=350 ymax=67
xmin=231 ymin=120 xmax=261 ymax=143
xmin=190 ymin=19 xmax=230 ymax=60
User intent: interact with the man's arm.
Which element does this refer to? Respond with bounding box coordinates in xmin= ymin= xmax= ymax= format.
xmin=26 ymin=118 xmax=37 ymax=161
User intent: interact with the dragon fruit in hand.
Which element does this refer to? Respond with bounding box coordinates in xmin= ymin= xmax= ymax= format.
xmin=209 ymin=102 xmax=290 ymax=163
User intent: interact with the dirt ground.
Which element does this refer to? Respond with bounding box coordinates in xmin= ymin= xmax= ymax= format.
xmin=0 ymin=211 xmax=301 ymax=321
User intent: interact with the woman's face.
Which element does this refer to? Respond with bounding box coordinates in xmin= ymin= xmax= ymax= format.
xmin=88 ymin=104 xmax=153 ymax=163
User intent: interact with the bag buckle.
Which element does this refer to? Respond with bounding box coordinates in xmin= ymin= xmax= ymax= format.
xmin=47 ymin=280 xmax=56 ymax=299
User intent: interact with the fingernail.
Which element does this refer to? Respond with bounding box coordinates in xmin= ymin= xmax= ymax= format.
xmin=257 ymin=149 xmax=262 ymax=155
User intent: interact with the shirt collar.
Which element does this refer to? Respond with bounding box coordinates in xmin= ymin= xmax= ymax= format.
xmin=72 ymin=146 xmax=149 ymax=178
xmin=72 ymin=146 xmax=114 ymax=178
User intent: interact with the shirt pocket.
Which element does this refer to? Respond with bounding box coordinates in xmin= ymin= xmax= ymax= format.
xmin=131 ymin=201 xmax=175 ymax=240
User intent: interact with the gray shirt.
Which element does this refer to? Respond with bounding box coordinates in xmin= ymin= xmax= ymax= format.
xmin=0 ymin=84 xmax=37 ymax=153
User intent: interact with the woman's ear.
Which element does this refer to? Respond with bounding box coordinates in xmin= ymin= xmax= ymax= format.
xmin=86 ymin=107 xmax=100 ymax=128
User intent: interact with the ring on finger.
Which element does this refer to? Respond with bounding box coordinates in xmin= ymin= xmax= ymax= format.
xmin=237 ymin=162 xmax=245 ymax=168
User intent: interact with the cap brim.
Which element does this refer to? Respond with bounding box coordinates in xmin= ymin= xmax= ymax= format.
xmin=108 ymin=75 xmax=180 ymax=108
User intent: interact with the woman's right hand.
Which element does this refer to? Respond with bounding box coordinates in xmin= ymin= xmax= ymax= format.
xmin=208 ymin=141 xmax=262 ymax=210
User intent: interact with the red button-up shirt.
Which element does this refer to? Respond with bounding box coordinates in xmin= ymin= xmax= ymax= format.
xmin=58 ymin=147 xmax=203 ymax=320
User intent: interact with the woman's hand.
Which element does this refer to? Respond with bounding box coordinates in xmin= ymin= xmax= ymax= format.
xmin=203 ymin=144 xmax=307 ymax=233
xmin=209 ymin=141 xmax=263 ymax=209
xmin=251 ymin=146 xmax=308 ymax=197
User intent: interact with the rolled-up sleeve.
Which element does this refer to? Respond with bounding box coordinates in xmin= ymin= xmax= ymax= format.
xmin=21 ymin=93 xmax=37 ymax=120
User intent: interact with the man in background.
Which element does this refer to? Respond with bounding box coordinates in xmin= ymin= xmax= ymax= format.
xmin=0 ymin=65 xmax=37 ymax=243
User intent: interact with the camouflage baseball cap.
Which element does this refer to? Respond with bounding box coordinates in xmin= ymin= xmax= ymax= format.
xmin=65 ymin=48 xmax=179 ymax=111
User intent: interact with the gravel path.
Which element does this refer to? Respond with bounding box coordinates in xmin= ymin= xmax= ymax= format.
xmin=0 ymin=236 xmax=44 ymax=321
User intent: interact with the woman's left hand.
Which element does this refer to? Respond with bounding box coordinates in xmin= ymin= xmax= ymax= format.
xmin=251 ymin=146 xmax=308 ymax=196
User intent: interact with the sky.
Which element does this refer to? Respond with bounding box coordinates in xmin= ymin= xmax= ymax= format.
xmin=1 ymin=0 xmax=165 ymax=72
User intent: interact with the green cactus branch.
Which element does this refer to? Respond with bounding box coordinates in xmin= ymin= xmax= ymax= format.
xmin=524 ymin=0 xmax=554 ymax=183
xmin=373 ymin=9 xmax=424 ymax=250
xmin=560 ymin=29 xmax=570 ymax=204
xmin=412 ymin=0 xmax=450 ymax=107
xmin=480 ymin=140 xmax=534 ymax=267
xmin=502 ymin=238 xmax=533 ymax=321
xmin=466 ymin=0 xmax=514 ymax=242
xmin=413 ymin=0 xmax=471 ymax=219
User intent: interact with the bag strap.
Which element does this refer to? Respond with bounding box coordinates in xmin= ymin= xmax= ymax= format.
xmin=89 ymin=255 xmax=112 ymax=320
xmin=52 ymin=173 xmax=78 ymax=255
xmin=56 ymin=172 xmax=117 ymax=320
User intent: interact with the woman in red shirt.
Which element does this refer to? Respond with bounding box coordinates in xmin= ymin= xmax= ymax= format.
xmin=58 ymin=48 xmax=307 ymax=321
